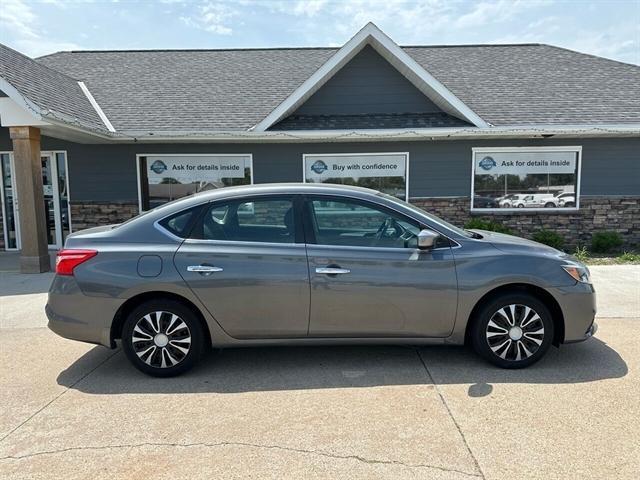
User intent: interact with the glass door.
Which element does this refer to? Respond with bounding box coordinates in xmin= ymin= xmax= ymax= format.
xmin=0 ymin=151 xmax=70 ymax=251
xmin=41 ymin=154 xmax=59 ymax=248
xmin=1 ymin=153 xmax=20 ymax=250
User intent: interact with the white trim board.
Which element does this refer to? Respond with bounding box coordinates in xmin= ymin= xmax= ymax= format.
xmin=78 ymin=82 xmax=116 ymax=132
xmin=252 ymin=23 xmax=489 ymax=132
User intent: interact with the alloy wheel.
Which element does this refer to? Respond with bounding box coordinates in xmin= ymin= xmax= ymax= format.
xmin=485 ymin=304 xmax=545 ymax=362
xmin=131 ymin=311 xmax=192 ymax=368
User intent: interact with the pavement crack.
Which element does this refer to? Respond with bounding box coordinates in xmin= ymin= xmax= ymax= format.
xmin=415 ymin=349 xmax=487 ymax=480
xmin=0 ymin=349 xmax=120 ymax=444
xmin=0 ymin=441 xmax=482 ymax=477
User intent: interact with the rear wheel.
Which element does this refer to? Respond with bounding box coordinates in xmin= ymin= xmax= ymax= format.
xmin=470 ymin=293 xmax=554 ymax=368
xmin=544 ymin=202 xmax=555 ymax=208
xmin=122 ymin=299 xmax=204 ymax=377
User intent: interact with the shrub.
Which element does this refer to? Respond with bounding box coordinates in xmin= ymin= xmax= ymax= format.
xmin=573 ymin=246 xmax=590 ymax=263
xmin=464 ymin=218 xmax=512 ymax=234
xmin=591 ymin=231 xmax=623 ymax=253
xmin=618 ymin=251 xmax=640 ymax=263
xmin=532 ymin=230 xmax=565 ymax=250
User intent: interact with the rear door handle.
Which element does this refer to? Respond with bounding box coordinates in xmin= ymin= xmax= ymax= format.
xmin=315 ymin=267 xmax=350 ymax=275
xmin=187 ymin=265 xmax=223 ymax=274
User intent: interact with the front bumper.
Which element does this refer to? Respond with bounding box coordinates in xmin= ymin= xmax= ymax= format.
xmin=548 ymin=282 xmax=597 ymax=343
xmin=565 ymin=320 xmax=598 ymax=344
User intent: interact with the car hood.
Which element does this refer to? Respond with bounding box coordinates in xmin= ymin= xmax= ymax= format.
xmin=471 ymin=229 xmax=567 ymax=258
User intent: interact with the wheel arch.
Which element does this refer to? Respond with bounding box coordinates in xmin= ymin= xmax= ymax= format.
xmin=111 ymin=291 xmax=212 ymax=348
xmin=465 ymin=283 xmax=565 ymax=346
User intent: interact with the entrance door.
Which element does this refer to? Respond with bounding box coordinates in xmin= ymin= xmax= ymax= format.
xmin=0 ymin=151 xmax=70 ymax=250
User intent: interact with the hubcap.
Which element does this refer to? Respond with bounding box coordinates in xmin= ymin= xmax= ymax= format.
xmin=508 ymin=326 xmax=523 ymax=341
xmin=154 ymin=333 xmax=169 ymax=347
xmin=486 ymin=304 xmax=544 ymax=362
xmin=131 ymin=311 xmax=191 ymax=368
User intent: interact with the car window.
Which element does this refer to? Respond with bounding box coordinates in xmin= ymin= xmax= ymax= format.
xmin=158 ymin=206 xmax=201 ymax=238
xmin=309 ymin=198 xmax=420 ymax=248
xmin=194 ymin=197 xmax=296 ymax=244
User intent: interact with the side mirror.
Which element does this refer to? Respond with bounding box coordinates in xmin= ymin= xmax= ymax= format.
xmin=418 ymin=229 xmax=439 ymax=250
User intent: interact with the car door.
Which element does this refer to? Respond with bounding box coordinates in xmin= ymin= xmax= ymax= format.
xmin=303 ymin=195 xmax=458 ymax=338
xmin=174 ymin=195 xmax=310 ymax=338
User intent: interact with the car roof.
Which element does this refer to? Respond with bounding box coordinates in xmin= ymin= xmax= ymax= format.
xmin=150 ymin=183 xmax=383 ymax=215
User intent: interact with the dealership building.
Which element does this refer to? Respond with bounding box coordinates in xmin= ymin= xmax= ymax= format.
xmin=0 ymin=23 xmax=638 ymax=272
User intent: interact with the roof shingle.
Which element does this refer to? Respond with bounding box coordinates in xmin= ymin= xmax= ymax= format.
xmin=8 ymin=43 xmax=640 ymax=133
xmin=0 ymin=43 xmax=106 ymax=131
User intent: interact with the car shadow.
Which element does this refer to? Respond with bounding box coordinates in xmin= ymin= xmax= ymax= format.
xmin=58 ymin=337 xmax=627 ymax=396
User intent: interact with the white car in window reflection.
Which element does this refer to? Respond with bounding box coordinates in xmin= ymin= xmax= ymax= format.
xmin=499 ymin=194 xmax=527 ymax=208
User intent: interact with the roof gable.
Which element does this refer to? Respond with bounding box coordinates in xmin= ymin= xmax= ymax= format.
xmin=252 ymin=23 xmax=489 ymax=131
xmin=291 ymin=44 xmax=445 ymax=116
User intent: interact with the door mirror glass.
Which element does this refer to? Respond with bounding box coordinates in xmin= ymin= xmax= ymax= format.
xmin=418 ymin=229 xmax=439 ymax=249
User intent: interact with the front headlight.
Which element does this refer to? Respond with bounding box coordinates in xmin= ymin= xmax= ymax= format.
xmin=562 ymin=265 xmax=591 ymax=284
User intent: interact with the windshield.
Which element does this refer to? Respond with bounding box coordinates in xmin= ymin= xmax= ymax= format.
xmin=379 ymin=193 xmax=475 ymax=238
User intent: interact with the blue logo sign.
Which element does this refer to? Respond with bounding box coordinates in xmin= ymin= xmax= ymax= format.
xmin=310 ymin=160 xmax=328 ymax=174
xmin=478 ymin=156 xmax=497 ymax=171
xmin=150 ymin=160 xmax=168 ymax=174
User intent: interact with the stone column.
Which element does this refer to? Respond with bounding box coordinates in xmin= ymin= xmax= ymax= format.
xmin=9 ymin=126 xmax=50 ymax=273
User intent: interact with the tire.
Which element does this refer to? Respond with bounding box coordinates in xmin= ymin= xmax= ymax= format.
xmin=470 ymin=293 xmax=554 ymax=369
xmin=517 ymin=204 xmax=524 ymax=208
xmin=564 ymin=201 xmax=575 ymax=207
xmin=122 ymin=299 xmax=205 ymax=377
xmin=544 ymin=202 xmax=555 ymax=208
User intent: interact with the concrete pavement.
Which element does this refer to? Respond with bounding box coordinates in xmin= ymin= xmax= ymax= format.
xmin=0 ymin=266 xmax=638 ymax=479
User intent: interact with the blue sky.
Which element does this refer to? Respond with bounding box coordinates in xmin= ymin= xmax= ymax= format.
xmin=1 ymin=0 xmax=638 ymax=64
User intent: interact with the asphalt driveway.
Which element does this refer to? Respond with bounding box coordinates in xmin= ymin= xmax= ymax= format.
xmin=0 ymin=266 xmax=638 ymax=479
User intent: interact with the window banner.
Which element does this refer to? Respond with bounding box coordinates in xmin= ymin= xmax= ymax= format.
xmin=305 ymin=154 xmax=406 ymax=181
xmin=474 ymin=151 xmax=576 ymax=175
xmin=146 ymin=156 xmax=249 ymax=184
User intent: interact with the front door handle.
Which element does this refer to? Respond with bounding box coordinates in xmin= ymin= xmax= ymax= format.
xmin=315 ymin=267 xmax=350 ymax=275
xmin=187 ymin=265 xmax=224 ymax=274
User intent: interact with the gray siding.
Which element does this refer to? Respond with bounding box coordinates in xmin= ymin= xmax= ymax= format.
xmin=294 ymin=45 xmax=444 ymax=116
xmin=1 ymin=128 xmax=638 ymax=201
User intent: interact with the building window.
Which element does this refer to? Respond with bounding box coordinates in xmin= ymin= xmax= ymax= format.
xmin=303 ymin=153 xmax=408 ymax=200
xmin=471 ymin=147 xmax=581 ymax=211
xmin=138 ymin=154 xmax=252 ymax=211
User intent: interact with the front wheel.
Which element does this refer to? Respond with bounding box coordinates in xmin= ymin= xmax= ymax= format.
xmin=122 ymin=299 xmax=205 ymax=377
xmin=470 ymin=293 xmax=554 ymax=368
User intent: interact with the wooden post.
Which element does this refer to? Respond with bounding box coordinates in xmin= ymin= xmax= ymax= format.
xmin=9 ymin=126 xmax=50 ymax=273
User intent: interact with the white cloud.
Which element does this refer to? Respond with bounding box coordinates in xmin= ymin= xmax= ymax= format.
xmin=0 ymin=0 xmax=83 ymax=57
xmin=454 ymin=0 xmax=550 ymax=28
xmin=0 ymin=0 xmax=39 ymax=40
xmin=180 ymin=2 xmax=238 ymax=35
xmin=561 ymin=23 xmax=640 ymax=65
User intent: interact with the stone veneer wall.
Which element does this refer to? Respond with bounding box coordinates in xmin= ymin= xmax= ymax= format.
xmin=70 ymin=202 xmax=139 ymax=230
xmin=66 ymin=197 xmax=640 ymax=250
xmin=411 ymin=196 xmax=640 ymax=250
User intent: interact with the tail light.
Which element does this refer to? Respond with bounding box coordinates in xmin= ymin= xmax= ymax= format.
xmin=55 ymin=249 xmax=98 ymax=275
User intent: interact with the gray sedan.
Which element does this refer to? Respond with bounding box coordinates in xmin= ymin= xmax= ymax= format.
xmin=47 ymin=184 xmax=597 ymax=376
